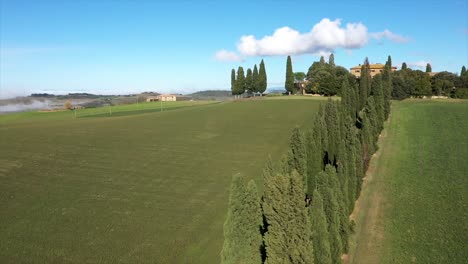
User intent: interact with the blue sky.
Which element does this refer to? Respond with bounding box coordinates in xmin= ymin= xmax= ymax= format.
xmin=1 ymin=0 xmax=467 ymax=98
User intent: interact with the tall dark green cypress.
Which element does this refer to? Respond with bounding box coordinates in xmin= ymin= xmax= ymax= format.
xmin=287 ymin=127 xmax=307 ymax=191
xmin=310 ymin=189 xmax=332 ymax=264
xmin=426 ymin=63 xmax=432 ymax=73
xmin=360 ymin=111 xmax=374 ymax=168
xmin=246 ymin=68 xmax=254 ymax=94
xmin=340 ymin=78 xmax=354 ymax=120
xmin=329 ymin=53 xmax=335 ymax=67
xmin=306 ymin=129 xmax=322 ymax=195
xmin=320 ymin=56 xmax=326 ymax=64
xmin=253 ymin=64 xmax=259 ymax=95
xmin=259 ymin=59 xmax=267 ymax=95
xmin=461 ymin=66 xmax=466 ymax=76
xmin=324 ymin=100 xmax=340 ymax=164
xmin=262 ymin=167 xmax=314 ymax=264
xmin=359 ymin=58 xmax=371 ymax=110
xmin=221 ymin=174 xmax=263 ymax=264
xmin=401 ymin=62 xmax=407 ymax=70
xmin=237 ymin=66 xmax=246 ymax=96
xmin=231 ymin=68 xmax=236 ymax=96
xmin=371 ymin=74 xmax=385 ymax=131
xmin=316 ymin=166 xmax=343 ymax=264
xmin=382 ymin=56 xmax=393 ymax=120
xmin=285 ymin=55 xmax=294 ymax=95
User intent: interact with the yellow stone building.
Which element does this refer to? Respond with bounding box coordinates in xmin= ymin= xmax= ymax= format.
xmin=350 ymin=63 xmax=397 ymax=78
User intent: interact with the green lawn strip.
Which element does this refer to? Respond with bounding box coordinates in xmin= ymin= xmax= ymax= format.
xmin=349 ymin=100 xmax=468 ymax=264
xmin=381 ymin=100 xmax=468 ymax=263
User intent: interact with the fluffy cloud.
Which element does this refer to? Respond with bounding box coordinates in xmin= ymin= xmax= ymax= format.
xmin=214 ymin=49 xmax=243 ymax=62
xmin=237 ymin=19 xmax=368 ymax=56
xmin=408 ymin=60 xmax=431 ymax=68
xmin=215 ymin=18 xmax=409 ymax=59
xmin=370 ymin=29 xmax=410 ymax=43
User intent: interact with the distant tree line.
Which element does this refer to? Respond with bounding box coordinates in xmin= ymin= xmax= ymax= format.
xmin=221 ymin=56 xmax=394 ymax=264
xmin=392 ymin=63 xmax=468 ymax=99
xmin=280 ymin=55 xmax=468 ymax=99
xmin=231 ymin=60 xmax=267 ymax=98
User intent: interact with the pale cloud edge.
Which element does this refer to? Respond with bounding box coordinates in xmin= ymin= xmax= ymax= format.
xmin=214 ymin=18 xmax=410 ymax=60
xmin=214 ymin=49 xmax=243 ymax=62
xmin=408 ymin=60 xmax=431 ymax=68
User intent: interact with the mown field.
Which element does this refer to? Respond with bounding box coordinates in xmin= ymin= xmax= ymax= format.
xmin=0 ymin=101 xmax=215 ymax=124
xmin=0 ymin=97 xmax=323 ymax=263
xmin=349 ymin=99 xmax=468 ymax=264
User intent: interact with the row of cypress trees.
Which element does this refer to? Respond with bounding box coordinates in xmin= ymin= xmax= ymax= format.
xmin=221 ymin=56 xmax=394 ymax=264
xmin=231 ymin=60 xmax=267 ymax=98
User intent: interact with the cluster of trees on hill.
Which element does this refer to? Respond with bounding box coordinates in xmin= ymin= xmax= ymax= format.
xmin=300 ymin=54 xmax=355 ymax=96
xmin=231 ymin=60 xmax=267 ymax=98
xmin=221 ymin=56 xmax=393 ymax=264
xmin=281 ymin=55 xmax=467 ymax=99
xmin=392 ymin=63 xmax=468 ymax=99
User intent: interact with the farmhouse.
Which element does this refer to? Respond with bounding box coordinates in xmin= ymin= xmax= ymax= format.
xmin=146 ymin=94 xmax=177 ymax=102
xmin=158 ymin=94 xmax=177 ymax=101
xmin=350 ymin=63 xmax=397 ymax=78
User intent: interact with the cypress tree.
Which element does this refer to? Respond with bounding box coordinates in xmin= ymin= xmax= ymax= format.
xmin=231 ymin=68 xmax=236 ymax=96
xmin=401 ymin=62 xmax=407 ymax=70
xmin=246 ymin=68 xmax=254 ymax=94
xmin=237 ymin=66 xmax=246 ymax=97
xmin=262 ymin=168 xmax=314 ymax=264
xmin=320 ymin=56 xmax=326 ymax=64
xmin=360 ymin=111 xmax=374 ymax=168
xmin=316 ymin=106 xmax=329 ymax=166
xmin=306 ymin=129 xmax=321 ymax=195
xmin=316 ymin=166 xmax=343 ymax=264
xmin=366 ymin=96 xmax=379 ymax=143
xmin=386 ymin=55 xmax=392 ymax=68
xmin=285 ymin=55 xmax=294 ymax=95
xmin=382 ymin=55 xmax=393 ymax=120
xmin=329 ymin=53 xmax=335 ymax=67
xmin=461 ymin=66 xmax=466 ymax=76
xmin=349 ymin=83 xmax=359 ymax=119
xmin=354 ymin=135 xmax=364 ymax=194
xmin=346 ymin=133 xmax=358 ymax=210
xmin=359 ymin=58 xmax=371 ymax=110
xmin=310 ymin=189 xmax=332 ymax=264
xmin=259 ymin=59 xmax=267 ymax=95
xmin=371 ymin=74 xmax=385 ymax=131
xmin=324 ymin=99 xmax=340 ymax=164
xmin=253 ymin=64 xmax=259 ymax=95
xmin=426 ymin=63 xmax=432 ymax=73
xmin=221 ymin=174 xmax=263 ymax=264
xmin=340 ymin=78 xmax=354 ymax=120
xmin=288 ymin=127 xmax=307 ymax=191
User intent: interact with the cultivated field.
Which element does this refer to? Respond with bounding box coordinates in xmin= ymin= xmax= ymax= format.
xmin=0 ymin=98 xmax=322 ymax=263
xmin=349 ymin=99 xmax=468 ymax=263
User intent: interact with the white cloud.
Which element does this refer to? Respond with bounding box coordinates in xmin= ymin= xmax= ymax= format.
xmin=215 ymin=18 xmax=409 ymax=58
xmin=370 ymin=29 xmax=410 ymax=43
xmin=214 ymin=49 xmax=243 ymax=62
xmin=408 ymin=60 xmax=431 ymax=68
xmin=236 ymin=19 xmax=369 ymax=56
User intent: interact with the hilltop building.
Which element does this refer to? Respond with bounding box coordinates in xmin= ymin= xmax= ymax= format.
xmin=146 ymin=94 xmax=177 ymax=102
xmin=350 ymin=63 xmax=397 ymax=78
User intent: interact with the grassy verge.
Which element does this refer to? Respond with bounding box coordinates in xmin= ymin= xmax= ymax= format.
xmin=348 ymin=99 xmax=468 ymax=263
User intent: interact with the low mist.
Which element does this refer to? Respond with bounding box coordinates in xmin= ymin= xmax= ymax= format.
xmin=0 ymin=99 xmax=53 ymax=113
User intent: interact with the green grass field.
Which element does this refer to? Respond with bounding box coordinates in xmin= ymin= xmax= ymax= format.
xmin=0 ymin=98 xmax=322 ymax=263
xmin=349 ymin=99 xmax=468 ymax=263
xmin=0 ymin=101 xmax=216 ymax=125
